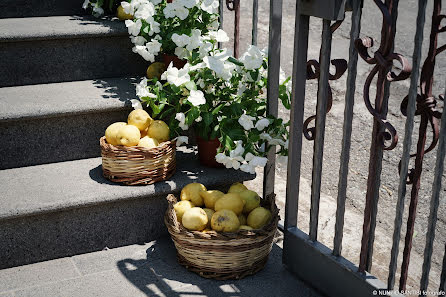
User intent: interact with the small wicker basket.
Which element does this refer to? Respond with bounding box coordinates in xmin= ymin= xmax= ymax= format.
xmin=100 ymin=136 xmax=176 ymax=185
xmin=164 ymin=193 xmax=279 ymax=280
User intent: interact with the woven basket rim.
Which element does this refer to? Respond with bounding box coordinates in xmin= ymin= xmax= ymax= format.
xmin=165 ymin=193 xmax=280 ymax=241
xmin=100 ymin=136 xmax=176 ymax=152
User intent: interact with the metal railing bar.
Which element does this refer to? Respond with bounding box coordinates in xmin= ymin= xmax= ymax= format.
xmin=440 ymin=243 xmax=446 ymax=293
xmin=263 ymin=0 xmax=283 ymax=199
xmin=419 ymin=80 xmax=446 ymax=295
xmin=332 ymin=0 xmax=363 ymax=257
xmin=387 ymin=0 xmax=428 ymax=290
xmin=252 ymin=0 xmax=258 ymax=46
xmin=284 ymin=12 xmax=310 ymax=230
xmin=234 ymin=0 xmax=240 ymax=58
xmin=309 ymin=19 xmax=333 ymax=242
xmin=218 ymin=0 xmax=224 ymax=49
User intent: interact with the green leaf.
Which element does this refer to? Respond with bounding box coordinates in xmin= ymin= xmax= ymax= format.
xmin=202 ymin=112 xmax=213 ymax=127
xmin=212 ymin=104 xmax=224 ymax=115
xmin=227 ymin=128 xmax=245 ymax=141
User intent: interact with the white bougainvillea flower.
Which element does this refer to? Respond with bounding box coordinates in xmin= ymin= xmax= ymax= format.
xmin=240 ymin=163 xmax=256 ymax=174
xmin=186 ymin=29 xmax=202 ymax=51
xmin=178 ymin=0 xmax=199 ymax=9
xmin=175 ymin=113 xmax=189 ymax=130
xmin=82 ymin=0 xmax=90 ymax=9
xmin=121 ymin=1 xmax=134 ymax=14
xmin=161 ymin=63 xmax=191 ymax=87
xmin=130 ymin=35 xmax=147 ymax=46
xmin=144 ymin=17 xmax=160 ymax=36
xmin=198 ymin=41 xmax=213 ymax=58
xmin=176 ymin=136 xmax=189 ymax=146
xmin=134 ymin=0 xmax=155 ymax=18
xmin=249 ymin=156 xmax=268 ymax=167
xmin=146 ymin=39 xmax=162 ymax=55
xmin=125 ymin=19 xmax=142 ymax=36
xmin=255 ymin=118 xmax=270 ymax=131
xmin=240 ymin=45 xmax=264 ymax=70
xmin=163 ymin=3 xmax=176 ymax=18
xmin=232 ymin=141 xmax=245 ymax=157
xmin=201 ymin=0 xmax=219 ymax=14
xmin=175 ymin=5 xmax=189 ymax=20
xmin=208 ymin=29 xmax=229 ymax=42
xmin=130 ymin=99 xmax=143 ymax=110
xmin=215 ymin=153 xmax=229 ymax=165
xmin=238 ymin=114 xmax=255 ymax=131
xmin=92 ymin=5 xmax=104 ymax=16
xmin=133 ymin=45 xmax=155 ymax=62
xmin=203 ymin=55 xmax=235 ymax=80
xmin=172 ymin=33 xmax=190 ymax=47
xmin=187 ymin=90 xmax=206 ymax=106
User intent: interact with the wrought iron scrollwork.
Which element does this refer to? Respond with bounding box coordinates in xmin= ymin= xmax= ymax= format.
xmin=303 ymin=21 xmax=348 ymax=141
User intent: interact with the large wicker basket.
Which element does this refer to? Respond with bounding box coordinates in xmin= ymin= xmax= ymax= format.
xmin=164 ymin=193 xmax=279 ymax=280
xmin=100 ymin=136 xmax=176 ymax=185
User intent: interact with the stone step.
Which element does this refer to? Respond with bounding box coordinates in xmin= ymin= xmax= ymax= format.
xmin=0 ymin=237 xmax=320 ymax=297
xmin=0 ymin=16 xmax=146 ymax=87
xmin=0 ymin=150 xmax=255 ymax=269
xmin=0 ymin=77 xmax=138 ymax=170
xmin=0 ymin=0 xmax=85 ymax=19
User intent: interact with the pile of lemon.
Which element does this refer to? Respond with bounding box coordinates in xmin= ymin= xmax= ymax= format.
xmin=105 ymin=110 xmax=170 ymax=148
xmin=174 ymin=182 xmax=272 ymax=232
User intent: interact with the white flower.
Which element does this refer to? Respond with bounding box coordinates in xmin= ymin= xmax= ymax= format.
xmin=144 ymin=17 xmax=160 ymax=36
xmin=161 ymin=63 xmax=191 ymax=86
xmin=125 ymin=19 xmax=142 ymax=36
xmin=187 ymin=90 xmax=206 ymax=106
xmin=150 ymin=0 xmax=162 ymax=4
xmin=203 ymin=55 xmax=234 ymax=80
xmin=201 ymin=0 xmax=219 ymax=14
xmin=178 ymin=0 xmax=198 ymax=8
xmin=232 ymin=141 xmax=245 ymax=156
xmin=175 ymin=47 xmax=189 ymax=59
xmin=133 ymin=45 xmax=155 ymax=62
xmin=146 ymin=39 xmax=162 ymax=55
xmin=208 ymin=29 xmax=229 ymax=42
xmin=240 ymin=45 xmax=264 ymax=70
xmin=134 ymin=2 xmax=155 ymax=20
xmin=130 ymin=99 xmax=143 ymax=110
xmin=259 ymin=132 xmax=272 ymax=142
xmin=175 ymin=5 xmax=189 ymax=20
xmin=130 ymin=35 xmax=147 ymax=46
xmin=195 ymin=116 xmax=202 ymax=122
xmin=175 ymin=113 xmax=189 ymax=130
xmin=198 ymin=41 xmax=213 ymax=58
xmin=121 ymin=1 xmax=134 ymax=14
xmin=186 ymin=29 xmax=202 ymax=51
xmin=163 ymin=2 xmax=189 ymax=20
xmin=249 ymin=156 xmax=268 ymax=167
xmin=255 ymin=118 xmax=270 ymax=131
xmin=240 ymin=164 xmax=256 ymax=174
xmin=238 ymin=114 xmax=255 ymax=131
xmin=163 ymin=3 xmax=176 ymax=18
xmin=269 ymin=138 xmax=286 ymax=146
xmin=244 ymin=152 xmax=255 ymax=162
xmin=82 ymin=0 xmax=91 ymax=9
xmin=92 ymin=5 xmax=104 ymax=16
xmin=237 ymin=82 xmax=247 ymax=96
xmin=176 ymin=136 xmax=189 ymax=146
xmin=172 ymin=33 xmax=190 ymax=47
xmin=215 ymin=153 xmax=229 ymax=165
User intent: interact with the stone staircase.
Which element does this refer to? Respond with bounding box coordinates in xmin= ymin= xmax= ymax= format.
xmin=0 ymin=1 xmax=254 ymax=270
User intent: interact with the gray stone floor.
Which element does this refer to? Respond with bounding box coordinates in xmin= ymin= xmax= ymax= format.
xmin=0 ymin=236 xmax=324 ymax=297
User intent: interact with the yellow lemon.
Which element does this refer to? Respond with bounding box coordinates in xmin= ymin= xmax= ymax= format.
xmin=247 ymin=207 xmax=272 ymax=229
xmin=148 ymin=120 xmax=170 ymax=142
xmin=239 ymin=225 xmax=253 ymax=231
xmin=211 ymin=209 xmax=240 ymax=232
xmin=117 ymin=5 xmax=133 ymax=20
xmin=239 ymin=190 xmax=261 ymax=213
xmin=203 ymin=208 xmax=215 ymax=228
xmin=180 ymin=183 xmax=207 ymax=207
xmin=200 ymin=190 xmax=224 ymax=209
xmin=128 ymin=109 xmax=153 ymax=131
xmin=173 ymin=200 xmax=194 ymax=222
xmin=214 ymin=193 xmax=245 ymax=215
xmin=182 ymin=207 xmax=208 ymax=231
xmin=116 ymin=125 xmax=141 ymax=147
xmin=105 ymin=122 xmax=127 ymax=146
xmin=228 ymin=182 xmax=248 ymax=194
xmin=138 ymin=136 xmax=159 ymax=149
xmin=146 ymin=62 xmax=166 ymax=80
xmin=238 ymin=214 xmax=247 ymax=225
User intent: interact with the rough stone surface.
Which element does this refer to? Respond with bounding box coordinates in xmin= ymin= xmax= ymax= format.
xmin=0 ymin=0 xmax=85 ymax=18
xmin=0 ymin=237 xmax=324 ymax=297
xmin=0 ymin=77 xmax=139 ymax=169
xmin=0 ymin=17 xmax=146 ymax=87
xmin=0 ymin=148 xmax=255 ymax=268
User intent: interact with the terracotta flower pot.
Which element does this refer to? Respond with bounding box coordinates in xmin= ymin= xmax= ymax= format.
xmin=163 ymin=53 xmax=187 ymax=69
xmin=196 ymin=136 xmax=224 ymax=168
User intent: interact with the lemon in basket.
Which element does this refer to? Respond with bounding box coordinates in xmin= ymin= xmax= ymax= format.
xmin=128 ymin=109 xmax=153 ymax=131
xmin=105 ymin=122 xmax=127 ymax=145
xmin=228 ymin=182 xmax=248 ymax=194
xmin=203 ymin=208 xmax=215 ymax=228
xmin=239 ymin=190 xmax=261 ymax=213
xmin=148 ymin=120 xmax=170 ymax=142
xmin=116 ymin=125 xmax=141 ymax=147
xmin=181 ymin=183 xmax=207 ymax=207
xmin=117 ymin=5 xmax=133 ymax=20
xmin=214 ymin=193 xmax=245 ymax=215
xmin=138 ymin=136 xmax=159 ymax=149
xmin=182 ymin=207 xmax=208 ymax=231
xmin=239 ymin=225 xmax=253 ymax=231
xmin=211 ymin=209 xmax=240 ymax=232
xmin=238 ymin=214 xmax=247 ymax=225
xmin=247 ymin=207 xmax=272 ymax=229
xmin=200 ymin=190 xmax=224 ymax=209
xmin=173 ymin=200 xmax=194 ymax=222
